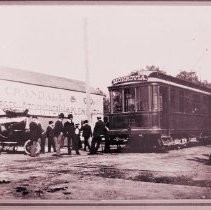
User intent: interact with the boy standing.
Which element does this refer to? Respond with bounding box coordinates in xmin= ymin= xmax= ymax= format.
xmin=46 ymin=121 xmax=56 ymax=153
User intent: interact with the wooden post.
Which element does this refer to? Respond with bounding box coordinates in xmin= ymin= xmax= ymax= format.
xmin=83 ymin=18 xmax=91 ymax=124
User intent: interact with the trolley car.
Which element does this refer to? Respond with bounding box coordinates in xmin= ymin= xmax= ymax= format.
xmin=107 ymin=70 xmax=211 ymax=152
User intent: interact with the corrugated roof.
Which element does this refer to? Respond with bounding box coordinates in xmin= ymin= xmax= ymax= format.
xmin=0 ymin=66 xmax=102 ymax=95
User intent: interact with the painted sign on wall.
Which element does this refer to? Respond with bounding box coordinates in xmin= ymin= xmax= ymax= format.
xmin=0 ymin=80 xmax=103 ymax=123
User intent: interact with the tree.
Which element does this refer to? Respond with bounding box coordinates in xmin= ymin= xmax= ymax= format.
xmin=145 ymin=65 xmax=166 ymax=74
xmin=176 ymin=71 xmax=201 ymax=84
xmin=96 ymin=88 xmax=110 ymax=115
xmin=130 ymin=65 xmax=166 ymax=76
xmin=103 ymin=97 xmax=110 ymax=115
xmin=176 ymin=70 xmax=211 ymax=87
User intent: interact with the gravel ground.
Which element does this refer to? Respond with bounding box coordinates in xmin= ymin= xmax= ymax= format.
xmin=0 ymin=145 xmax=211 ymax=201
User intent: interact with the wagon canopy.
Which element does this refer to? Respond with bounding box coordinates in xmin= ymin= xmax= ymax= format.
xmin=0 ymin=109 xmax=29 ymax=124
xmin=0 ymin=117 xmax=28 ymax=124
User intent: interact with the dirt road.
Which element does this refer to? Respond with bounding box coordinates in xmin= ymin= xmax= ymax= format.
xmin=0 ymin=145 xmax=211 ymax=200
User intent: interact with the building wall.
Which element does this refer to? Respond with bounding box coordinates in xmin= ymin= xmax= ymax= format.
xmin=0 ymin=80 xmax=103 ymax=129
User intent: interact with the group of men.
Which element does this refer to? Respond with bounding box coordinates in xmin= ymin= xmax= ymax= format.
xmin=29 ymin=113 xmax=110 ymax=157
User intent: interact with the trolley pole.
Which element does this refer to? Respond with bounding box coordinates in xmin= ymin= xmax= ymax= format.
xmin=83 ymin=18 xmax=91 ymax=124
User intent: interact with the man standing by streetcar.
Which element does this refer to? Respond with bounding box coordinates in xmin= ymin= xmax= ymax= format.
xmin=89 ymin=116 xmax=106 ymax=155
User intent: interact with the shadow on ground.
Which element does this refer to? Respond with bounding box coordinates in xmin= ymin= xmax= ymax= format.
xmin=187 ymin=157 xmax=211 ymax=166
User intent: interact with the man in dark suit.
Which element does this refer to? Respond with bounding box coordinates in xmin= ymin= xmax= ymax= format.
xmin=53 ymin=113 xmax=64 ymax=156
xmin=29 ymin=116 xmax=42 ymax=157
xmin=39 ymin=121 xmax=46 ymax=154
xmin=89 ymin=117 xmax=106 ymax=154
xmin=80 ymin=120 xmax=92 ymax=151
xmin=63 ymin=114 xmax=75 ymax=155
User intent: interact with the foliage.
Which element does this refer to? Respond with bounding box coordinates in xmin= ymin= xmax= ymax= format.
xmin=96 ymin=88 xmax=110 ymax=115
xmin=176 ymin=71 xmax=200 ymax=83
xmin=145 ymin=65 xmax=166 ymax=74
xmin=103 ymin=97 xmax=110 ymax=115
xmin=130 ymin=65 xmax=166 ymax=75
xmin=176 ymin=70 xmax=211 ymax=87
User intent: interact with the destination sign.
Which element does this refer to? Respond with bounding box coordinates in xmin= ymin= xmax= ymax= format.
xmin=112 ymin=74 xmax=148 ymax=85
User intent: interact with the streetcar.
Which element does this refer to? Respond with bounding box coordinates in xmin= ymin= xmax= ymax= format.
xmin=107 ymin=70 xmax=211 ymax=152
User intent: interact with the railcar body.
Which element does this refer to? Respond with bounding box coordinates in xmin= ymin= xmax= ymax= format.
xmin=107 ymin=70 xmax=211 ymax=151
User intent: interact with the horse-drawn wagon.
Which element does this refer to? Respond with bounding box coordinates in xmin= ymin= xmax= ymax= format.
xmin=0 ymin=109 xmax=40 ymax=154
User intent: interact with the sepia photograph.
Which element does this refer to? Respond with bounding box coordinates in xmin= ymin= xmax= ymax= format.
xmin=0 ymin=1 xmax=211 ymax=208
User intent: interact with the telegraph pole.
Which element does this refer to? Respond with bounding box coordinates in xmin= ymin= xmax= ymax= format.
xmin=83 ymin=18 xmax=91 ymax=124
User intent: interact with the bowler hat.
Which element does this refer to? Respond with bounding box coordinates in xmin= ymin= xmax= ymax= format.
xmin=58 ymin=113 xmax=64 ymax=118
xmin=68 ymin=114 xmax=73 ymax=119
xmin=97 ymin=116 xmax=101 ymax=120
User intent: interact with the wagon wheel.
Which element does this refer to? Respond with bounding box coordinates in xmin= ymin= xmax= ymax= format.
xmin=24 ymin=140 xmax=41 ymax=156
xmin=24 ymin=140 xmax=32 ymax=155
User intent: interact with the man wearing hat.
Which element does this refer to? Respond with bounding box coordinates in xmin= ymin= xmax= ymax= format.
xmin=46 ymin=121 xmax=56 ymax=153
xmin=72 ymin=123 xmax=81 ymax=155
xmin=29 ymin=115 xmax=42 ymax=157
xmin=89 ymin=116 xmax=106 ymax=154
xmin=80 ymin=120 xmax=92 ymax=151
xmin=53 ymin=113 xmax=64 ymax=156
xmin=63 ymin=114 xmax=75 ymax=155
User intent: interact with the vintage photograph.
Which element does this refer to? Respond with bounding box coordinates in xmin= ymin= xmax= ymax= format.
xmin=0 ymin=1 xmax=211 ymax=207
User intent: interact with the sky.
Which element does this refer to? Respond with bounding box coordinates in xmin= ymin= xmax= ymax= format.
xmin=0 ymin=3 xmax=211 ymax=93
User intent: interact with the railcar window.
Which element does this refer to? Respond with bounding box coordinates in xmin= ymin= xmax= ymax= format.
xmin=184 ymin=90 xmax=192 ymax=113
xmin=137 ymin=86 xmax=149 ymax=111
xmin=202 ymin=95 xmax=209 ymax=114
xmin=170 ymin=88 xmax=177 ymax=112
xmin=124 ymin=87 xmax=135 ymax=112
xmin=151 ymin=86 xmax=158 ymax=111
xmin=112 ymin=90 xmax=122 ymax=113
xmin=192 ymin=93 xmax=200 ymax=114
xmin=179 ymin=90 xmax=184 ymax=112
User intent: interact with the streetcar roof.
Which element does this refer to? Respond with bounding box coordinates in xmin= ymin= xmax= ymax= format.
xmin=0 ymin=66 xmax=103 ymax=96
xmin=109 ymin=70 xmax=211 ymax=94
